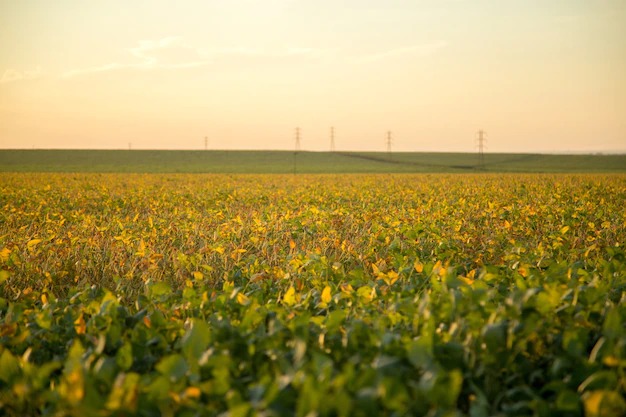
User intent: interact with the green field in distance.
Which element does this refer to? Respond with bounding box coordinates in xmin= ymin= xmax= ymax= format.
xmin=1 ymin=149 xmax=625 ymax=173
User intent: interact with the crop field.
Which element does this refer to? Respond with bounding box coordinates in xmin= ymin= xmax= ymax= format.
xmin=1 ymin=173 xmax=625 ymax=416
xmin=2 ymin=150 xmax=626 ymax=174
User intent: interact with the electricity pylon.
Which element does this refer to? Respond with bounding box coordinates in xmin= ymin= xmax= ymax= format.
xmin=295 ymin=127 xmax=301 ymax=152
xmin=294 ymin=127 xmax=301 ymax=175
xmin=477 ymin=129 xmax=487 ymax=169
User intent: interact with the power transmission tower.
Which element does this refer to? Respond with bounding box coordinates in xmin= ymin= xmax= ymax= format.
xmin=477 ymin=129 xmax=487 ymax=169
xmin=294 ymin=127 xmax=301 ymax=175
xmin=295 ymin=127 xmax=301 ymax=152
xmin=330 ymin=126 xmax=335 ymax=152
xmin=128 ymin=142 xmax=131 ymax=151
xmin=386 ymin=131 xmax=392 ymax=155
xmin=204 ymin=136 xmax=208 ymax=150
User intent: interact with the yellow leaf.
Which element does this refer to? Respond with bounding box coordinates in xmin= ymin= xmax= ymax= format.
xmin=458 ymin=276 xmax=474 ymax=286
xmin=283 ymin=286 xmax=296 ymax=306
xmin=386 ymin=270 xmax=399 ymax=285
xmin=560 ymin=225 xmax=570 ymax=235
xmin=74 ymin=314 xmax=86 ymax=335
xmin=414 ymin=262 xmax=424 ymax=273
xmin=41 ymin=293 xmax=48 ymax=305
xmin=184 ymin=386 xmax=201 ymax=399
xmin=583 ymin=391 xmax=604 ymax=417
xmin=65 ymin=369 xmax=84 ymax=403
xmin=289 ymin=240 xmax=296 ymax=250
xmin=504 ymin=220 xmax=511 ymax=229
xmin=602 ymin=355 xmax=619 ymax=367
xmin=582 ymin=390 xmax=626 ymax=416
xmin=236 ymin=292 xmax=250 ymax=306
xmin=192 ymin=271 xmax=204 ymax=280
xmin=357 ymin=285 xmax=376 ymax=302
xmin=321 ymin=286 xmax=332 ymax=304
xmin=27 ymin=239 xmax=42 ymax=249
xmin=518 ymin=266 xmax=529 ymax=278
xmin=0 ymin=247 xmax=11 ymax=262
xmin=143 ymin=316 xmax=151 ymax=328
xmin=432 ymin=260 xmax=443 ymax=276
xmin=340 ymin=283 xmax=354 ymax=294
xmin=135 ymin=239 xmax=146 ymax=256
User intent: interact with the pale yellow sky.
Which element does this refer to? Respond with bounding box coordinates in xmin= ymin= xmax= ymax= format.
xmin=1 ymin=0 xmax=625 ymax=153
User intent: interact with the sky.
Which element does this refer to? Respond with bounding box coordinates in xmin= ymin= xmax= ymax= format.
xmin=1 ymin=0 xmax=625 ymax=153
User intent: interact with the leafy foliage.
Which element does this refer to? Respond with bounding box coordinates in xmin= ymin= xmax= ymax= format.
xmin=1 ymin=173 xmax=625 ymax=416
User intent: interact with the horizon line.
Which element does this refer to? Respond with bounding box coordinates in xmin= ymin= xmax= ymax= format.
xmin=1 ymin=148 xmax=625 ymax=156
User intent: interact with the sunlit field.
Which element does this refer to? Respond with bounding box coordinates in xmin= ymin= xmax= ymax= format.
xmin=1 ymin=173 xmax=625 ymax=416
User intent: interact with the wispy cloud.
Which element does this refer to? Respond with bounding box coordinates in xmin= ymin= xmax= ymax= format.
xmin=63 ymin=63 xmax=127 ymax=78
xmin=209 ymin=46 xmax=316 ymax=58
xmin=63 ymin=36 xmax=321 ymax=78
xmin=63 ymin=36 xmax=208 ymax=78
xmin=360 ymin=40 xmax=449 ymax=62
xmin=129 ymin=36 xmax=183 ymax=63
xmin=1 ymin=67 xmax=43 ymax=84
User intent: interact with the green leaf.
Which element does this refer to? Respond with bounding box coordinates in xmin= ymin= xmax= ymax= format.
xmin=602 ymin=308 xmax=622 ymax=339
xmin=562 ymin=329 xmax=586 ymax=357
xmin=146 ymin=375 xmax=170 ymax=400
xmin=105 ymin=372 xmax=140 ymax=411
xmin=578 ymin=371 xmax=618 ymax=393
xmin=35 ymin=311 xmax=52 ymax=330
xmin=325 ymin=309 xmax=346 ymax=332
xmin=420 ymin=368 xmax=463 ymax=408
xmin=228 ymin=403 xmax=252 ymax=417
xmin=181 ymin=319 xmax=210 ymax=361
xmin=156 ymin=354 xmax=188 ymax=382
xmin=116 ymin=342 xmax=133 ymax=371
xmin=94 ymin=357 xmax=118 ymax=385
xmin=407 ymin=337 xmax=433 ymax=369
xmin=0 ymin=349 xmax=20 ymax=383
xmin=555 ymin=389 xmax=580 ymax=412
xmin=482 ymin=322 xmax=507 ymax=352
xmin=148 ymin=281 xmax=171 ymax=297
